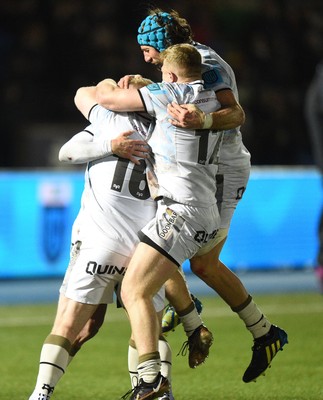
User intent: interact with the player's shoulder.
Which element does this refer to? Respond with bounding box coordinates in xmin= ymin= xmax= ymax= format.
xmin=194 ymin=41 xmax=232 ymax=70
xmin=141 ymin=82 xmax=177 ymax=105
xmin=193 ymin=41 xmax=217 ymax=58
xmin=89 ymin=103 xmax=114 ymax=122
xmin=143 ymin=82 xmax=168 ymax=94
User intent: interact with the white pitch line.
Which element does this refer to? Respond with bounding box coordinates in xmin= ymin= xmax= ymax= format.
xmin=0 ymin=313 xmax=128 ymax=327
xmin=0 ymin=302 xmax=322 ymax=327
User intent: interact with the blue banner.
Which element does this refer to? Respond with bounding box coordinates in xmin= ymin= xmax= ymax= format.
xmin=0 ymin=171 xmax=83 ymax=278
xmin=0 ymin=168 xmax=321 ymax=279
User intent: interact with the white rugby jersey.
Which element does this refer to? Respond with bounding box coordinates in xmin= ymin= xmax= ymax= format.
xmin=76 ymin=106 xmax=156 ymax=255
xmin=194 ymin=41 xmax=251 ymax=167
xmin=139 ymin=81 xmax=223 ymax=207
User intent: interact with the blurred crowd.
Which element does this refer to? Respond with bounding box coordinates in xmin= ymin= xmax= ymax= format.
xmin=0 ymin=0 xmax=322 ymax=167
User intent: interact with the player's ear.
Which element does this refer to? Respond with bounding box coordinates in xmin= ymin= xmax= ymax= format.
xmin=169 ymin=71 xmax=177 ymax=82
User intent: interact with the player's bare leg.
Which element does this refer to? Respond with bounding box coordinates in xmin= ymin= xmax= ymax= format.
xmin=29 ymin=295 xmax=98 ymax=400
xmin=190 ymin=238 xmax=248 ymax=307
xmin=190 ymin=239 xmax=288 ymax=382
xmin=121 ymin=243 xmax=177 ymax=399
xmin=69 ymin=303 xmax=107 ymax=358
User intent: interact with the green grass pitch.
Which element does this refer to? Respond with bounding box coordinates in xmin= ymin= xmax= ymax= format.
xmin=1 ymin=293 xmax=323 ymax=400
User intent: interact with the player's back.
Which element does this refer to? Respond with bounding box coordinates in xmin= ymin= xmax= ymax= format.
xmin=80 ymin=108 xmax=156 ymax=254
xmin=140 ymin=81 xmax=223 ymax=206
xmin=87 ymin=106 xmax=154 ymax=212
xmin=194 ymin=41 xmax=251 ymax=168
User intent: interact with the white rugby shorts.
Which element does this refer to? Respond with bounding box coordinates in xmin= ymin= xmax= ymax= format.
xmin=60 ymin=241 xmax=165 ymax=312
xmin=216 ymin=164 xmax=250 ymax=230
xmin=194 ymin=165 xmax=250 ymax=256
xmin=140 ymin=197 xmax=221 ymax=266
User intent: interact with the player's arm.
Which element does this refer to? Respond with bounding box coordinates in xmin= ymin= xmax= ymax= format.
xmin=59 ymin=126 xmax=127 ymax=164
xmin=94 ymin=79 xmax=145 ymax=112
xmin=74 ymin=82 xmax=149 ymax=164
xmin=167 ymin=89 xmax=245 ymax=130
xmin=58 ymin=129 xmax=108 ymax=164
xmin=59 ymin=129 xmax=148 ymax=165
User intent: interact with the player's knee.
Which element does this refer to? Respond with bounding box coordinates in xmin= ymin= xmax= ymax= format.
xmin=91 ymin=304 xmax=107 ymax=330
xmin=84 ymin=318 xmax=101 ymax=339
xmin=190 ymin=257 xmax=207 ymax=277
xmin=190 ymin=256 xmax=219 ymax=278
xmin=74 ymin=318 xmax=100 ymax=347
xmin=121 ymin=285 xmax=131 ymax=308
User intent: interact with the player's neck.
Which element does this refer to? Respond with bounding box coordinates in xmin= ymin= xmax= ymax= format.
xmin=177 ymin=75 xmax=201 ymax=84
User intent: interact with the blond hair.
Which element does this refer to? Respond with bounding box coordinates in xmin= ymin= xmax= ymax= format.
xmin=128 ymin=75 xmax=153 ymax=89
xmin=160 ymin=43 xmax=202 ymax=79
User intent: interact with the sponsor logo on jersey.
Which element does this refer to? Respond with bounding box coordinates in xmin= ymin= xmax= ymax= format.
xmin=147 ymin=82 xmax=163 ymax=92
xmin=86 ymin=261 xmax=126 ymax=276
xmin=202 ymin=68 xmax=221 ymax=86
xmin=194 ymin=98 xmax=210 ymax=104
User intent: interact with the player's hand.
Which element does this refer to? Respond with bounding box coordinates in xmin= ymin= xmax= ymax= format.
xmin=118 ymin=74 xmax=143 ymax=89
xmin=111 ymin=130 xmax=149 ymax=165
xmin=167 ymin=102 xmax=205 ymax=129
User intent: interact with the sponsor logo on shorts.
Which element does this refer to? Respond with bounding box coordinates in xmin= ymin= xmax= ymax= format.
xmin=86 ymin=261 xmax=126 ymax=276
xmin=194 ymin=228 xmax=218 ymax=244
xmin=159 ymin=208 xmax=178 ymax=240
xmin=236 ymin=186 xmax=246 ymax=200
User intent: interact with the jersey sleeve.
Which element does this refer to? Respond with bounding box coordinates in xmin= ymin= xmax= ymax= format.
xmin=195 ymin=42 xmax=235 ymax=92
xmin=202 ymin=63 xmax=231 ymax=91
xmin=58 ymin=124 xmax=112 ymax=164
xmin=88 ymin=104 xmax=113 ymax=125
xmin=139 ymin=83 xmax=171 ymax=120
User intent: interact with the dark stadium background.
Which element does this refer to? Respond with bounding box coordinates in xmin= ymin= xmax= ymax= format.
xmin=0 ymin=0 xmax=322 ymax=167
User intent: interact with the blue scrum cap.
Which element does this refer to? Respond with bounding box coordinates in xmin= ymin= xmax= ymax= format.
xmin=137 ymin=12 xmax=174 ymax=52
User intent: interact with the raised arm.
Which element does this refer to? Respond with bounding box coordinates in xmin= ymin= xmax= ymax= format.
xmin=73 ymin=79 xmax=149 ymax=164
xmin=167 ymin=89 xmax=245 ymax=130
xmin=74 ymin=86 xmax=97 ymax=120
xmin=74 ymin=79 xmax=128 ymax=117
xmin=95 ymin=79 xmax=145 ymax=112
